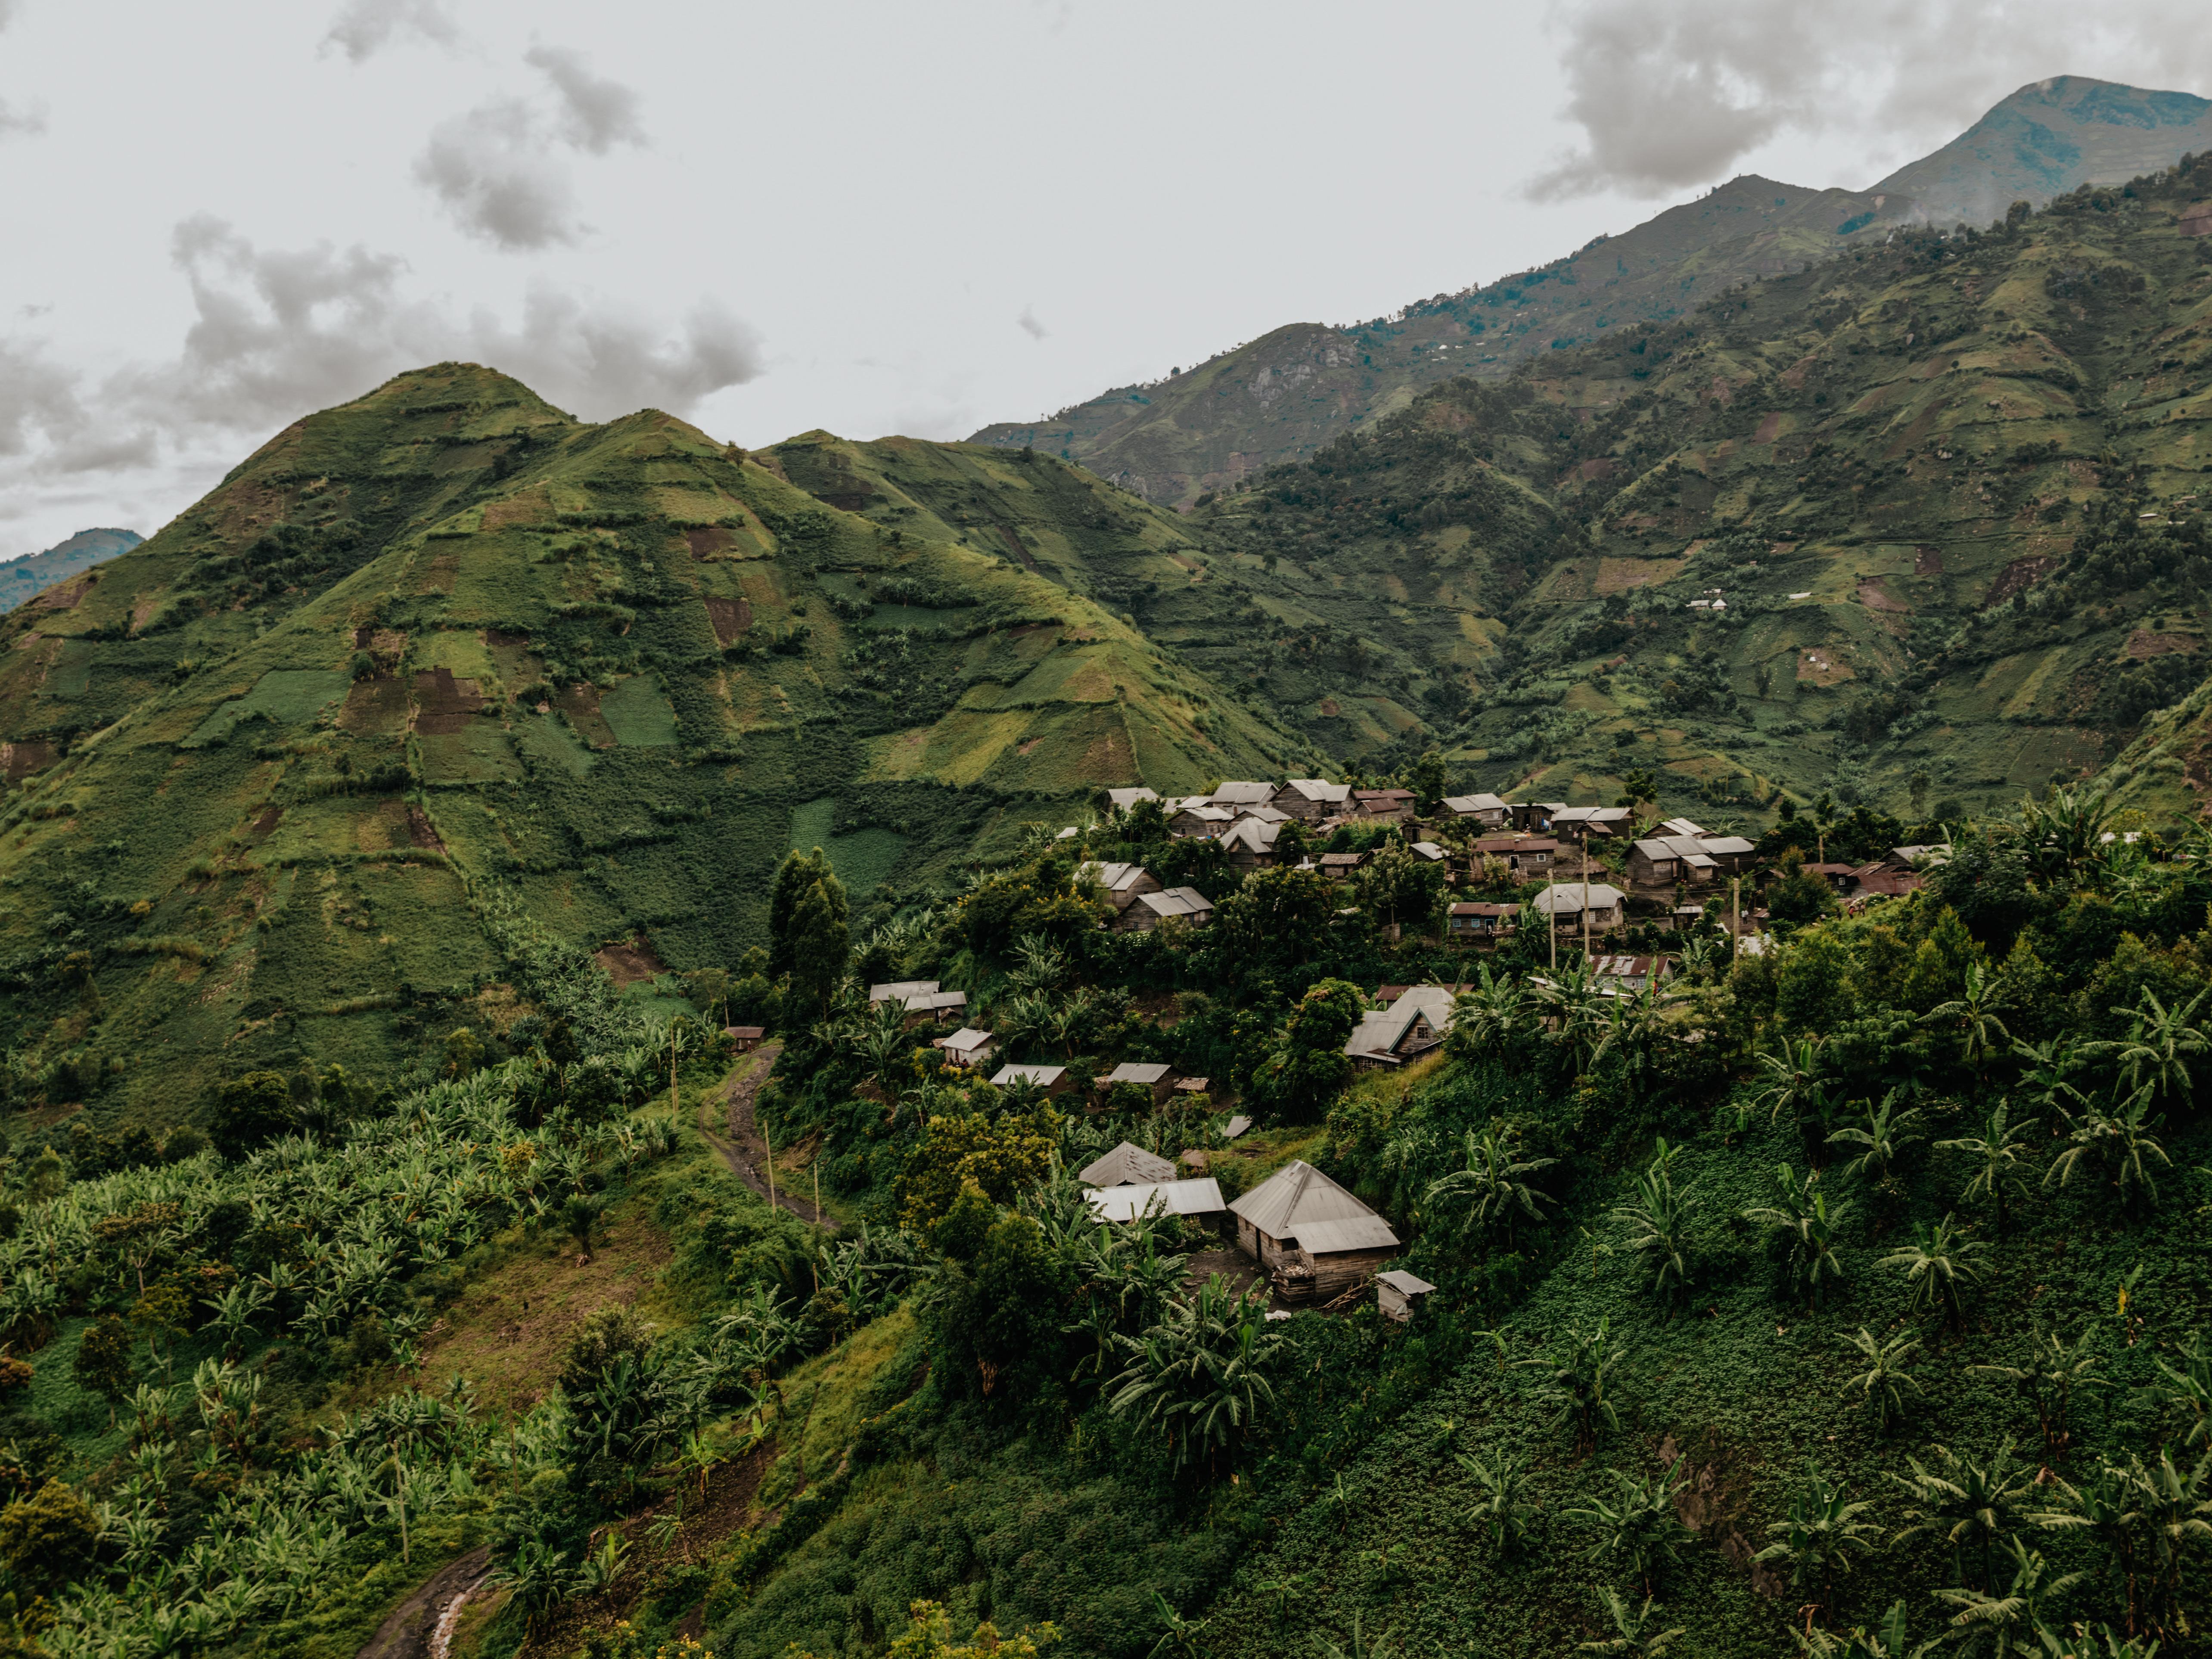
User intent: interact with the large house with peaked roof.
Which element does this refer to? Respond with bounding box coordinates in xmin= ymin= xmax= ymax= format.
xmin=1230 ymin=1160 xmax=1400 ymax=1303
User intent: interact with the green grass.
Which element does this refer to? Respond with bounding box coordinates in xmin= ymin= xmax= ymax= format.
xmin=600 ymin=674 xmax=681 ymax=746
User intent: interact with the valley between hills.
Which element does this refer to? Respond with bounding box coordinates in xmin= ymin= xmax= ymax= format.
xmin=13 ymin=69 xmax=2212 ymax=1659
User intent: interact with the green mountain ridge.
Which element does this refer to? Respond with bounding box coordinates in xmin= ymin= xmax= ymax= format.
xmin=973 ymin=76 xmax=2212 ymax=510
xmin=0 ymin=527 xmax=144 ymax=615
xmin=0 ymin=367 xmax=1295 ymax=1123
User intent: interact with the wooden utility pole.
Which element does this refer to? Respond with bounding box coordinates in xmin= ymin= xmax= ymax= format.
xmin=669 ymin=1024 xmax=679 ymax=1116
xmin=1731 ymin=876 xmax=1742 ymax=960
xmin=1817 ymin=832 xmax=1825 ymax=866
xmin=1548 ymin=861 xmax=1558 ymax=971
xmin=1581 ymin=837 xmax=1592 ymax=960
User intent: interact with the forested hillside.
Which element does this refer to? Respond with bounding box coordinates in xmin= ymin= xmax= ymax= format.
xmin=0 ymin=366 xmax=1295 ymax=1124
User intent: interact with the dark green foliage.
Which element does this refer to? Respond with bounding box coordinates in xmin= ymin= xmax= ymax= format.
xmin=209 ymin=1071 xmax=298 ymax=1157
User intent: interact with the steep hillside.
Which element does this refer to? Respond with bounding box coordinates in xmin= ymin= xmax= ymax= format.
xmin=0 ymin=367 xmax=1294 ymax=1126
xmin=972 ymin=78 xmax=2212 ymax=510
xmin=0 ymin=527 xmax=144 ymax=614
xmin=1875 ymin=75 xmax=2212 ymax=232
xmin=1182 ymin=149 xmax=2212 ymax=821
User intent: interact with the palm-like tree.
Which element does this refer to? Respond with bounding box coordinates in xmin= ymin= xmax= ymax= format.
xmin=1880 ymin=1212 xmax=1986 ymax=1331
xmin=1535 ymin=958 xmax=1610 ymax=1075
xmin=1747 ymin=1035 xmax=1831 ymax=1153
xmin=2105 ymin=985 xmax=2210 ymax=1103
xmin=1753 ymin=1461 xmax=1879 ymax=1603
xmin=2016 ymin=783 xmax=2119 ymax=881
xmin=1891 ymin=1439 xmax=2035 ymax=1590
xmin=1613 ymin=1140 xmax=1696 ymax=1305
xmin=1827 ymin=1088 xmax=1923 ymax=1187
xmin=1923 ymin=960 xmax=2013 ymax=1070
xmin=2030 ymin=1458 xmax=2148 ymax=1633
xmin=1449 ymin=965 xmax=1531 ymax=1058
xmin=1970 ymin=1328 xmax=2104 ymax=1459
xmin=1936 ymin=1100 xmax=2037 ymax=1236
xmin=2012 ymin=1035 xmax=2090 ymax=1124
xmin=2124 ymin=1447 xmax=2212 ymax=1631
xmin=1107 ymin=1274 xmax=1285 ymax=1479
xmin=1456 ymin=1447 xmax=1537 ymax=1555
xmin=2139 ymin=1333 xmax=2212 ymax=1450
xmin=1008 ymin=933 xmax=1067 ymax=995
xmin=1518 ymin=1319 xmax=1627 ymax=1452
xmin=1576 ymin=1588 xmax=1684 ymax=1656
xmin=1932 ymin=1538 xmax=2084 ymax=1656
xmin=1792 ymin=1601 xmax=1915 ymax=1659
xmin=1425 ymin=1124 xmax=1556 ymax=1247
xmin=1566 ymin=1458 xmax=1690 ymax=1596
xmin=1743 ymin=1164 xmax=1852 ymax=1309
xmin=1841 ymin=1327 xmax=1924 ymax=1431
xmin=2047 ymin=1087 xmax=2172 ymax=1210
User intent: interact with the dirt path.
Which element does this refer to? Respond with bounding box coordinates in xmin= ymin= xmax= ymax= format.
xmin=697 ymin=1041 xmax=838 ymax=1231
xmin=356 ymin=1545 xmax=490 ymax=1659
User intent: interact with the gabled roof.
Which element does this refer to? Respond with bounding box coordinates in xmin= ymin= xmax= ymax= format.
xmin=1078 ymin=1140 xmax=1177 ymax=1187
xmin=1209 ymin=780 xmax=1277 ymax=806
xmin=1409 ymin=841 xmax=1447 ymax=861
xmin=1451 ymin=901 xmax=1520 ymax=916
xmin=1134 ymin=885 xmax=1215 ymax=919
xmin=869 ymin=979 xmax=939 ymax=1002
xmin=991 ymin=1063 xmax=1066 ymax=1087
xmin=1106 ymin=787 xmax=1159 ymax=809
xmin=1442 ymin=793 xmax=1510 ymax=814
xmin=1230 ymin=1159 xmax=1399 ymax=1252
xmin=1219 ymin=817 xmax=1285 ymax=854
xmin=1346 ymin=985 xmax=1455 ymax=1063
xmin=1317 ymin=851 xmax=1369 ymax=868
xmin=1700 ymin=836 xmax=1757 ymax=856
xmin=1656 ymin=816 xmax=1707 ymax=837
xmin=1278 ymin=779 xmax=1352 ymax=804
xmin=1086 ymin=1177 xmax=1226 ymax=1221
xmin=1081 ymin=860 xmax=1154 ymax=894
xmin=1105 ymin=1062 xmax=1173 ymax=1086
xmin=1532 ymin=882 xmax=1628 ymax=915
xmin=935 ymin=1026 xmax=995 ymax=1053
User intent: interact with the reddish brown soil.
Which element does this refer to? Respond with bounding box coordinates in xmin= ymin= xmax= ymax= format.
xmin=593 ymin=937 xmax=667 ymax=985
xmin=683 ymin=526 xmax=736 ymax=557
xmin=412 ymin=668 xmax=484 ymax=735
xmin=703 ymin=596 xmax=752 ymax=645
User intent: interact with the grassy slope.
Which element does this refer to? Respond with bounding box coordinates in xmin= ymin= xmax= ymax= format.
xmin=0 ymin=369 xmax=1299 ymax=1128
xmin=1177 ymin=154 xmax=2212 ymax=821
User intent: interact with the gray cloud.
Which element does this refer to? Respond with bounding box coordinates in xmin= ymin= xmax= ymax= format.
xmin=0 ymin=0 xmax=40 ymax=139
xmin=523 ymin=44 xmax=646 ymax=154
xmin=0 ymin=338 xmax=87 ymax=459
xmin=413 ymin=47 xmax=645 ymax=249
xmin=1530 ymin=0 xmax=2212 ymax=200
xmin=321 ymin=0 xmax=460 ymax=63
xmin=114 ymin=217 xmax=760 ymax=436
xmin=1017 ymin=306 xmax=1048 ymax=341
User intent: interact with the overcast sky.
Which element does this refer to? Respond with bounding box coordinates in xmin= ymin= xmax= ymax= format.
xmin=2 ymin=0 xmax=2209 ymax=556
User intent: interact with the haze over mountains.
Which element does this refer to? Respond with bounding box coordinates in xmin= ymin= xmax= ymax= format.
xmin=974 ymin=76 xmax=2212 ymax=508
xmin=0 ymin=528 xmax=144 ymax=615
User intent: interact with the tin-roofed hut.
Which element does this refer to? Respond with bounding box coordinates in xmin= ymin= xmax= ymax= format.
xmin=1228 ymin=1159 xmax=1399 ymax=1304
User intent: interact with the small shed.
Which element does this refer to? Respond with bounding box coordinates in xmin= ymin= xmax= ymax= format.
xmin=1230 ymin=1160 xmax=1400 ymax=1304
xmin=724 ymin=1025 xmax=766 ymax=1053
xmin=1172 ymin=1075 xmax=1212 ymax=1100
xmin=1078 ymin=1140 xmax=1177 ymax=1187
xmin=1119 ymin=886 xmax=1215 ymax=932
xmin=1317 ymin=851 xmax=1370 ymax=882
xmin=1085 ymin=1177 xmax=1227 ymax=1226
xmin=1376 ymin=1268 xmax=1437 ymax=1323
xmin=991 ymin=1062 xmax=1071 ymax=1097
xmin=1102 ymin=1061 xmax=1177 ymax=1105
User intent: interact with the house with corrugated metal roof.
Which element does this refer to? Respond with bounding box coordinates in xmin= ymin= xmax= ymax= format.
xmin=933 ymin=1027 xmax=997 ymax=1069
xmin=1117 ymin=885 xmax=1216 ymax=932
xmin=1080 ymin=860 xmax=1162 ymax=911
xmin=991 ymin=1062 xmax=1070 ymax=1096
xmin=1230 ymin=1160 xmax=1400 ymax=1304
xmin=1078 ymin=1140 xmax=1177 ymax=1187
xmin=1106 ymin=787 xmax=1161 ymax=811
xmin=1345 ymin=985 xmax=1455 ymax=1068
xmin=1086 ymin=1177 xmax=1227 ymax=1225
xmin=1440 ymin=792 xmax=1512 ymax=826
xmin=1274 ymin=779 xmax=1351 ymax=821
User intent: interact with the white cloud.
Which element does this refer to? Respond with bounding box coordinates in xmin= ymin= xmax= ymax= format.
xmin=321 ymin=0 xmax=460 ymax=63
xmin=413 ymin=46 xmax=646 ymax=249
xmin=1530 ymin=0 xmax=2212 ymax=199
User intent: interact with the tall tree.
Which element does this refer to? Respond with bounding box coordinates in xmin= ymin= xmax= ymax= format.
xmin=768 ymin=847 xmax=836 ymax=979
